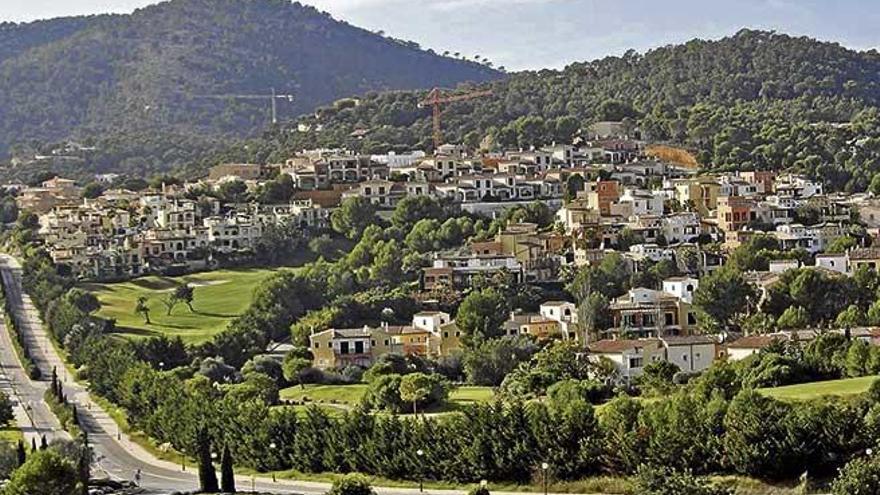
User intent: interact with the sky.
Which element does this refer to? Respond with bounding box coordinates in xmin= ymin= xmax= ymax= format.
xmin=2 ymin=0 xmax=879 ymax=70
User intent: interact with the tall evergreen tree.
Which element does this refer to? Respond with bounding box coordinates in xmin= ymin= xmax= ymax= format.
xmin=16 ymin=439 xmax=26 ymax=467
xmin=196 ymin=428 xmax=219 ymax=493
xmin=220 ymin=444 xmax=236 ymax=493
xmin=78 ymin=432 xmax=91 ymax=495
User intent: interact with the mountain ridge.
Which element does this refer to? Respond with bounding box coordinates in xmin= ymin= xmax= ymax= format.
xmin=0 ymin=0 xmax=501 ymax=161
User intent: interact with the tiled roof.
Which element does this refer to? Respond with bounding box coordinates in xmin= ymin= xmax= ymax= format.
xmin=588 ymin=338 xmax=660 ymax=353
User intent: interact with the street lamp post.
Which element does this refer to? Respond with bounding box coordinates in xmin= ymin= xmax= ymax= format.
xmin=417 ymin=448 xmax=425 ymax=492
xmin=540 ymin=462 xmax=549 ymax=495
xmin=270 ymin=442 xmax=277 ymax=482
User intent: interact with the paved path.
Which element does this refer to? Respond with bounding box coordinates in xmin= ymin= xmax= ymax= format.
xmin=0 ymin=254 xmax=586 ymax=495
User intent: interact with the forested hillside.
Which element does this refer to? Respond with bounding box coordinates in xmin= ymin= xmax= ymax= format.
xmin=230 ymin=29 xmax=880 ymax=192
xmin=0 ymin=0 xmax=499 ymax=177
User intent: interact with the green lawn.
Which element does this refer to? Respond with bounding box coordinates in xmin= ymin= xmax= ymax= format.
xmin=281 ymin=383 xmax=369 ymax=405
xmin=0 ymin=427 xmax=21 ymax=445
xmin=84 ymin=268 xmax=292 ymax=343
xmin=280 ymin=384 xmax=495 ymax=412
xmin=759 ymin=375 xmax=878 ymax=401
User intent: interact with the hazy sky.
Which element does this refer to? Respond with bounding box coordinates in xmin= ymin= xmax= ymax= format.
xmin=3 ymin=0 xmax=879 ymax=70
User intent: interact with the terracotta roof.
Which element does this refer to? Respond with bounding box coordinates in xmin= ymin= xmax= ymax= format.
xmin=726 ymin=334 xmax=781 ymax=349
xmin=850 ymin=248 xmax=880 ymax=260
xmin=541 ymin=300 xmax=573 ymax=307
xmin=661 ymin=335 xmax=717 ymax=346
xmin=588 ymin=339 xmax=660 ymax=353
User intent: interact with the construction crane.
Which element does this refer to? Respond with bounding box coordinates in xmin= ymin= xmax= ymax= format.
xmin=188 ymin=88 xmax=294 ymax=125
xmin=419 ymin=87 xmax=493 ymax=150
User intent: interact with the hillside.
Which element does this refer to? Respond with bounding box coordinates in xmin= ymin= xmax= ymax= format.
xmin=0 ymin=0 xmax=500 ymax=176
xmin=233 ymin=29 xmax=880 ymax=191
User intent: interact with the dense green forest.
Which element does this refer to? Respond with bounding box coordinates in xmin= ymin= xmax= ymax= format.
xmin=217 ymin=29 xmax=880 ymax=192
xmin=0 ymin=0 xmax=499 ymax=179
xmin=5 ymin=24 xmax=880 ymax=189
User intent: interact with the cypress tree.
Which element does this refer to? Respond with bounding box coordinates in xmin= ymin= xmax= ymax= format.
xmin=78 ymin=431 xmax=91 ymax=495
xmin=51 ymin=367 xmax=58 ymax=399
xmin=16 ymin=440 xmax=25 ymax=466
xmin=30 ymin=437 xmax=36 ymax=453
xmin=72 ymin=405 xmax=79 ymax=427
xmin=220 ymin=444 xmax=236 ymax=493
xmin=196 ymin=428 xmax=219 ymax=493
xmin=40 ymin=435 xmax=47 ymax=450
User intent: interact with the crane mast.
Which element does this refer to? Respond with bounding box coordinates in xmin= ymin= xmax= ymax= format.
xmin=189 ymin=88 xmax=294 ymax=125
xmin=419 ymin=87 xmax=493 ymax=150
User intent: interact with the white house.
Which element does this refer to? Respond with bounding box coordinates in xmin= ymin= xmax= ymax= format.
xmin=815 ymin=253 xmax=850 ymax=275
xmin=587 ymin=339 xmax=666 ymax=383
xmin=662 ymin=277 xmax=699 ymax=304
xmin=539 ymin=301 xmax=579 ymax=340
xmin=412 ymin=311 xmax=452 ymax=333
xmin=660 ymin=336 xmax=717 ymax=373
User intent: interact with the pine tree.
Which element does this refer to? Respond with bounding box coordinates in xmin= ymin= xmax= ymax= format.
xmin=16 ymin=440 xmax=25 ymax=466
xmin=220 ymin=444 xmax=236 ymax=493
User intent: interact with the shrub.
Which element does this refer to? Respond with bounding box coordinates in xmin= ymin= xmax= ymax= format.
xmin=634 ymin=465 xmax=731 ymax=495
xmin=831 ymin=456 xmax=880 ymax=495
xmin=327 ymin=473 xmax=375 ymax=495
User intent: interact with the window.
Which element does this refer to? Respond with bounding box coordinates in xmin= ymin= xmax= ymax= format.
xmin=384 ymin=339 xmax=389 ymax=346
xmin=314 ymin=342 xmax=320 ymax=349
xmin=682 ymin=355 xmax=688 ymax=362
xmin=371 ymin=340 xmax=376 ymax=346
xmin=628 ymin=357 xmax=643 ymax=369
xmin=354 ymin=341 xmax=364 ymax=354
xmin=443 ymin=332 xmax=449 ymax=338
xmin=340 ymin=342 xmax=350 ymax=354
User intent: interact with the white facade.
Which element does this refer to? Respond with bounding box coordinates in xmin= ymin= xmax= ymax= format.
xmin=662 ymin=337 xmax=716 ymax=373
xmin=815 ymin=253 xmax=851 ymax=275
xmin=619 ymin=188 xmax=664 ymax=216
xmin=662 ymin=277 xmax=699 ymax=304
xmin=412 ymin=312 xmax=452 ymax=333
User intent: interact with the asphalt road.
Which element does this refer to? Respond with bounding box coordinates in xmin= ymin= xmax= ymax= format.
xmin=0 ymin=254 xmax=577 ymax=495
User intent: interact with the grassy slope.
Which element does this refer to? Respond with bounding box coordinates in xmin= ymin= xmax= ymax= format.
xmin=85 ymin=268 xmax=290 ymax=344
xmin=759 ymin=375 xmax=877 ymax=401
xmin=280 ymin=384 xmax=495 ymax=412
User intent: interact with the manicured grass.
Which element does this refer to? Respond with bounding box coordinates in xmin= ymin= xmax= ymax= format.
xmin=281 ymin=383 xmax=369 ymax=405
xmin=280 ymin=384 xmax=495 ymax=412
xmin=759 ymin=375 xmax=877 ymax=401
xmin=449 ymin=386 xmax=495 ymax=403
xmin=0 ymin=427 xmax=22 ymax=445
xmin=84 ymin=267 xmax=293 ymax=343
